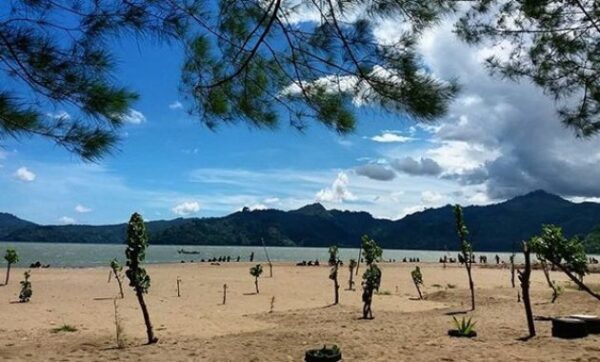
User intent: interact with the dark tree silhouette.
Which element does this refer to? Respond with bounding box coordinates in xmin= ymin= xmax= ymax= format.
xmin=4 ymin=248 xmax=19 ymax=285
xmin=518 ymin=241 xmax=535 ymax=338
xmin=0 ymin=1 xmax=458 ymax=159
xmin=361 ymin=235 xmax=382 ymax=319
xmin=250 ymin=264 xmax=263 ymax=294
xmin=328 ymin=245 xmax=340 ymax=305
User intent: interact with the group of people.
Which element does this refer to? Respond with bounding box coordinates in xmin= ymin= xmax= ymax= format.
xmin=438 ymin=254 xmax=504 ymax=264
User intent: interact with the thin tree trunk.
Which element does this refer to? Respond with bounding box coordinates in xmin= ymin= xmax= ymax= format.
xmin=261 ymin=238 xmax=273 ymax=278
xmin=333 ymin=265 xmax=339 ymax=304
xmin=222 ymin=284 xmax=227 ymax=305
xmin=414 ymin=281 xmax=423 ymax=300
xmin=554 ymin=263 xmax=600 ymax=301
xmin=519 ymin=243 xmax=535 ymax=338
xmin=255 ymin=277 xmax=259 ymax=294
xmin=355 ymin=248 xmax=362 ymax=276
xmin=5 ymin=263 xmax=11 ymax=285
xmin=465 ymin=262 xmax=475 ymax=310
xmin=134 ymin=287 xmax=158 ymax=344
xmin=510 ymin=258 xmax=516 ymax=288
xmin=541 ymin=261 xmax=559 ymax=303
xmin=114 ymin=271 xmax=124 ymax=299
xmin=348 ymin=266 xmax=354 ymax=290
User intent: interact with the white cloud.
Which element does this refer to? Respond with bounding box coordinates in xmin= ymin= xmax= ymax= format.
xmin=169 ymin=101 xmax=183 ymax=110
xmin=370 ymin=132 xmax=415 ymax=143
xmin=58 ymin=216 xmax=75 ymax=225
xmin=14 ymin=167 xmax=36 ymax=182
xmin=316 ymin=171 xmax=357 ymax=203
xmin=172 ymin=201 xmax=201 ymax=216
xmin=264 ymin=197 xmax=280 ymax=204
xmin=121 ymin=109 xmax=146 ymax=124
xmin=421 ymin=190 xmax=444 ymax=204
xmin=75 ymin=204 xmax=92 ymax=213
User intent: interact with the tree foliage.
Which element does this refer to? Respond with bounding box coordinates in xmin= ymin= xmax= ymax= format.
xmin=4 ymin=247 xmax=19 ymax=285
xmin=19 ymin=270 xmax=32 ymax=303
xmin=0 ymin=0 xmax=459 ymax=159
xmin=250 ymin=263 xmax=263 ymax=294
xmin=529 ymin=224 xmax=599 ymax=301
xmin=361 ymin=234 xmax=382 ymax=319
xmin=456 ymin=0 xmax=600 ymax=136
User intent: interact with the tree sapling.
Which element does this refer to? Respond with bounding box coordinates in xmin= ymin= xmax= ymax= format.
xmin=250 ymin=264 xmax=263 ymax=294
xmin=453 ymin=205 xmax=476 ymax=310
xmin=347 ymin=259 xmax=357 ymax=290
xmin=411 ymin=266 xmax=424 ymax=300
xmin=361 ymin=235 xmax=382 ymax=319
xmin=19 ymin=270 xmax=32 ymax=303
xmin=124 ymin=212 xmax=158 ymax=344
xmin=4 ymin=248 xmax=19 ymax=285
xmin=328 ymin=246 xmax=340 ymax=304
xmin=110 ymin=258 xmax=125 ymax=299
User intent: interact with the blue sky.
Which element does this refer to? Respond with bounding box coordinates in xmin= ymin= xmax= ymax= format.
xmin=2 ymin=7 xmax=600 ymax=225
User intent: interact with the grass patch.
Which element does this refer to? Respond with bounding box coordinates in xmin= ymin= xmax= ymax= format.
xmin=432 ymin=284 xmax=442 ymax=288
xmin=446 ymin=283 xmax=457 ymax=289
xmin=51 ymin=324 xmax=78 ymax=333
xmin=375 ymin=290 xmax=392 ymax=296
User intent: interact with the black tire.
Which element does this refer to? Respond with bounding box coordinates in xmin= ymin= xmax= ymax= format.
xmin=570 ymin=315 xmax=600 ymax=334
xmin=305 ymin=349 xmax=342 ymax=362
xmin=552 ymin=318 xmax=588 ymax=339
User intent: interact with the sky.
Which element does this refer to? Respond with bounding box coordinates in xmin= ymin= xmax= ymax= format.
xmin=2 ymin=6 xmax=600 ymax=226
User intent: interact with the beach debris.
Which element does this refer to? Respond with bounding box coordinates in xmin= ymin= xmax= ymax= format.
xmin=411 ymin=266 xmax=424 ymax=300
xmin=328 ymin=246 xmax=341 ymax=305
xmin=110 ymin=259 xmax=125 ymax=299
xmin=18 ymin=270 xmax=32 ymax=303
xmin=453 ymin=205 xmax=476 ymax=311
xmin=361 ymin=235 xmax=382 ymax=320
xmin=4 ymin=248 xmax=19 ymax=285
xmin=250 ymin=264 xmax=263 ymax=294
xmin=124 ymin=212 xmax=158 ymax=344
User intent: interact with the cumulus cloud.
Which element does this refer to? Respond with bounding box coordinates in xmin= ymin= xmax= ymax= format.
xmin=391 ymin=157 xmax=442 ymax=176
xmin=355 ymin=164 xmax=396 ymax=181
xmin=421 ymin=190 xmax=445 ymax=204
xmin=416 ymin=19 xmax=600 ymax=200
xmin=316 ymin=172 xmax=357 ymax=203
xmin=58 ymin=216 xmax=75 ymax=225
xmin=75 ymin=204 xmax=92 ymax=213
xmin=14 ymin=167 xmax=36 ymax=182
xmin=169 ymin=101 xmax=183 ymax=110
xmin=369 ymin=131 xmax=415 ymax=143
xmin=172 ymin=201 xmax=200 ymax=216
xmin=121 ymin=109 xmax=146 ymax=124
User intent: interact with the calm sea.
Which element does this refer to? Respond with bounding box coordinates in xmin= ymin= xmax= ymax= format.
xmin=0 ymin=241 xmax=552 ymax=268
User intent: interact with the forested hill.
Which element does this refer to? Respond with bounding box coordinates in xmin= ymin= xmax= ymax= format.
xmin=2 ymin=190 xmax=600 ymax=252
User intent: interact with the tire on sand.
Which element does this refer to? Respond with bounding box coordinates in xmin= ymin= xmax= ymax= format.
xmin=570 ymin=315 xmax=600 ymax=334
xmin=552 ymin=318 xmax=588 ymax=339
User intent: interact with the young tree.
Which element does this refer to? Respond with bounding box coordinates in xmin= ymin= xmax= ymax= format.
xmin=328 ymin=246 xmax=340 ymax=305
xmin=529 ymin=224 xmax=600 ymax=301
xmin=110 ymin=259 xmax=125 ymax=299
xmin=360 ymin=235 xmax=382 ymax=319
xmin=19 ymin=270 xmax=32 ymax=303
xmin=250 ymin=264 xmax=263 ymax=294
xmin=540 ymin=260 xmax=561 ymax=303
xmin=456 ymin=1 xmax=600 ymax=136
xmin=0 ymin=1 xmax=458 ymax=159
xmin=411 ymin=266 xmax=424 ymax=300
xmin=453 ymin=205 xmax=475 ymax=310
xmin=518 ymin=241 xmax=535 ymax=338
xmin=4 ymin=248 xmax=19 ymax=285
xmin=124 ymin=212 xmax=158 ymax=344
xmin=347 ymin=259 xmax=357 ymax=291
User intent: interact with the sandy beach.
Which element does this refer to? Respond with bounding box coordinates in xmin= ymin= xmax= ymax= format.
xmin=0 ymin=262 xmax=598 ymax=361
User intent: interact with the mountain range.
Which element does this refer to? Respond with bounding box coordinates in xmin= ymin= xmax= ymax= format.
xmin=1 ymin=190 xmax=600 ymax=252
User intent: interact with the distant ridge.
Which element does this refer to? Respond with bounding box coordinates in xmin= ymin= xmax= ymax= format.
xmin=1 ymin=190 xmax=600 ymax=252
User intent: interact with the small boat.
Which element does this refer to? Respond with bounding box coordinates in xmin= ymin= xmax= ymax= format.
xmin=177 ymin=248 xmax=201 ymax=255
